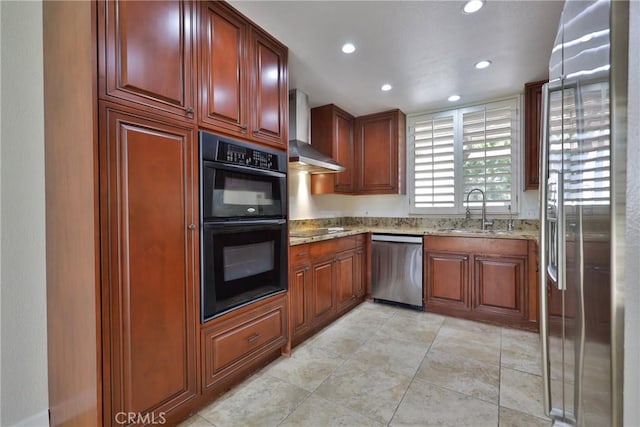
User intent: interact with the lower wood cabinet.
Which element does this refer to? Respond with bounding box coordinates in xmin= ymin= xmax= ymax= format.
xmin=289 ymin=234 xmax=367 ymax=346
xmin=201 ymin=294 xmax=287 ymax=392
xmin=424 ymin=236 xmax=537 ymax=330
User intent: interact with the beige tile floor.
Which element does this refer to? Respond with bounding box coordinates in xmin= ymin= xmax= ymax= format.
xmin=182 ymin=302 xmax=551 ymax=427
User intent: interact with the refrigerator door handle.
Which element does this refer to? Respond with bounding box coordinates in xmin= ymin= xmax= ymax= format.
xmin=538 ymin=82 xmax=552 ymax=417
xmin=556 ymin=171 xmax=566 ymax=292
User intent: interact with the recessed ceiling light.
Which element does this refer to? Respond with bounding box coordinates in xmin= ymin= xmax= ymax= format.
xmin=381 ymin=84 xmax=392 ymax=91
xmin=463 ymin=0 xmax=485 ymax=14
xmin=341 ymin=43 xmax=356 ymax=54
xmin=474 ymin=60 xmax=492 ymax=69
xmin=448 ymin=95 xmax=461 ymax=102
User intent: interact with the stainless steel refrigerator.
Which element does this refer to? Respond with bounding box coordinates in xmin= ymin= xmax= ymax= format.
xmin=539 ymin=0 xmax=628 ymax=426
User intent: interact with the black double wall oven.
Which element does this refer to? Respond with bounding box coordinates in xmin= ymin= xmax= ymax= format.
xmin=199 ymin=131 xmax=287 ymax=323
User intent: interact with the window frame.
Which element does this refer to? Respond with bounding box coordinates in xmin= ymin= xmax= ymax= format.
xmin=407 ymin=96 xmax=521 ymax=216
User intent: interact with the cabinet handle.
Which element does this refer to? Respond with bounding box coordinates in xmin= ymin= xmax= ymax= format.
xmin=186 ymin=107 xmax=194 ymax=117
xmin=187 ymin=224 xmax=196 ymax=230
xmin=241 ymin=125 xmax=248 ymax=133
xmin=247 ymin=333 xmax=261 ymax=344
xmin=297 ymin=252 xmax=308 ymax=257
xmin=252 ymin=130 xmax=259 ymax=135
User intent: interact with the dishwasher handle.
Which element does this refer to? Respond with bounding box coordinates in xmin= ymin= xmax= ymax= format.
xmin=371 ymin=234 xmax=423 ymax=244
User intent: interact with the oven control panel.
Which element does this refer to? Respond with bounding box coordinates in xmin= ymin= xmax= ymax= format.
xmin=217 ymin=141 xmax=280 ymax=171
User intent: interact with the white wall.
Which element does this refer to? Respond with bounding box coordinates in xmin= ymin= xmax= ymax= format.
xmin=289 ymin=171 xmax=540 ymax=220
xmin=0 ymin=1 xmax=49 ymax=426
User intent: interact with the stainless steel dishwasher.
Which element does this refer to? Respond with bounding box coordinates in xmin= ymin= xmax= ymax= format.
xmin=371 ymin=234 xmax=423 ymax=310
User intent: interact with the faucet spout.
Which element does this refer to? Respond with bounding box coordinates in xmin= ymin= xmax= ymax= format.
xmin=465 ymin=188 xmax=493 ymax=230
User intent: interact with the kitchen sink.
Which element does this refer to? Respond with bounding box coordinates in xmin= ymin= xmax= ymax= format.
xmin=437 ymin=228 xmax=513 ymax=235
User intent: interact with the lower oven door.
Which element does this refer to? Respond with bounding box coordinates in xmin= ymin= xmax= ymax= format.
xmin=201 ymin=220 xmax=287 ymax=323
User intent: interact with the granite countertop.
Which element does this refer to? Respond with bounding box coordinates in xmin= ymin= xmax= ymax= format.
xmin=289 ymin=226 xmax=538 ymax=246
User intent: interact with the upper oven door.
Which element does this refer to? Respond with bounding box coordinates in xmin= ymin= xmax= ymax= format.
xmin=202 ymin=161 xmax=286 ymax=221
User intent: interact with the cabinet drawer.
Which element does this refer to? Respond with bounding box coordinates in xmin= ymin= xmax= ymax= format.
xmin=309 ymin=236 xmax=356 ymax=259
xmin=202 ymin=296 xmax=286 ymax=390
xmin=290 ymin=244 xmax=310 ymax=261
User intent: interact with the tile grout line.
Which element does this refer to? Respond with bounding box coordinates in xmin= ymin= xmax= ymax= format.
xmin=384 ymin=315 xmax=445 ymax=426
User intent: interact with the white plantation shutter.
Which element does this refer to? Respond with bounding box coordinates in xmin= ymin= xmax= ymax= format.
xmin=409 ymin=98 xmax=519 ymax=214
xmin=410 ymin=113 xmax=456 ymax=208
xmin=461 ymin=101 xmax=517 ymax=209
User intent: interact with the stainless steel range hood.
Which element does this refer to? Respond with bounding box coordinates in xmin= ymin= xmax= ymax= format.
xmin=288 ymin=90 xmax=345 ymax=174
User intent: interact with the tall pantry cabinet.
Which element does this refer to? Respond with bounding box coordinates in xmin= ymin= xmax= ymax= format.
xmin=44 ymin=1 xmax=288 ymax=426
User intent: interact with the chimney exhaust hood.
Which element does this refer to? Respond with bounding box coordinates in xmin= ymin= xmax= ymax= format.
xmin=288 ymin=90 xmax=345 ymax=174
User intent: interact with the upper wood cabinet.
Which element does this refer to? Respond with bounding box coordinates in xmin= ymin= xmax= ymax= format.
xmin=99 ymin=0 xmax=197 ymax=122
xmin=199 ymin=2 xmax=288 ymax=149
xmin=99 ymin=104 xmax=198 ymax=424
xmin=310 ymin=104 xmax=355 ymax=194
xmin=524 ymin=80 xmax=547 ymax=190
xmin=249 ymin=28 xmax=288 ymax=148
xmin=199 ymin=2 xmax=248 ymax=136
xmin=354 ymin=109 xmax=406 ymax=194
xmin=310 ymin=107 xmax=406 ymax=195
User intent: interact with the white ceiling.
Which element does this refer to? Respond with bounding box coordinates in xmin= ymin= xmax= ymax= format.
xmin=230 ymin=0 xmax=564 ymax=116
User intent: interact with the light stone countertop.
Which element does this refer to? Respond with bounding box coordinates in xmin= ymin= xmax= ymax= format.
xmin=289 ymin=226 xmax=539 ymax=246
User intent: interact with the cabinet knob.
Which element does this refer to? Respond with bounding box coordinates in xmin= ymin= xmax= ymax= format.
xmin=188 ymin=224 xmax=196 ymax=230
xmin=241 ymin=125 xmax=248 ymax=133
xmin=252 ymin=130 xmax=259 ymax=135
xmin=186 ymin=107 xmax=194 ymax=117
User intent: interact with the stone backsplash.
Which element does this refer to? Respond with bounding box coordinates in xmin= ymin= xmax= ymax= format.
xmin=290 ymin=216 xmax=540 ymax=232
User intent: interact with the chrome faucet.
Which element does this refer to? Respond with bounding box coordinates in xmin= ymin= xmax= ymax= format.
xmin=465 ymin=188 xmax=494 ymax=230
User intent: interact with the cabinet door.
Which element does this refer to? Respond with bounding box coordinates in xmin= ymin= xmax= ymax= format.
xmin=289 ymin=263 xmax=311 ymax=340
xmin=335 ymin=249 xmax=357 ymax=312
xmin=354 ymin=246 xmax=365 ymax=298
xmin=524 ymin=80 xmax=547 ymax=190
xmin=334 ymin=111 xmax=355 ymax=192
xmin=199 ymin=2 xmax=249 ymax=137
xmin=100 ymin=105 xmax=197 ymax=422
xmin=249 ymin=28 xmax=288 ymax=148
xmin=310 ymin=258 xmax=336 ymax=325
xmin=424 ymin=251 xmax=470 ymax=314
xmin=99 ymin=0 xmax=196 ymax=121
xmin=354 ymin=110 xmax=405 ymax=194
xmin=473 ymin=256 xmax=527 ymax=322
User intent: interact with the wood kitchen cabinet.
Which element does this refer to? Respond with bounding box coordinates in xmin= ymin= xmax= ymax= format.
xmin=289 ymin=245 xmax=312 ymax=339
xmin=99 ymin=103 xmax=199 ymax=424
xmin=424 ymin=236 xmax=536 ymax=330
xmin=199 ymin=1 xmax=288 ymax=149
xmin=310 ymin=104 xmax=355 ymax=194
xmin=289 ymin=234 xmax=367 ymax=346
xmin=47 ymin=1 xmax=291 ymax=425
xmin=99 ymin=0 xmax=197 ymax=122
xmin=201 ymin=294 xmax=287 ymax=392
xmin=424 ymin=251 xmax=470 ymax=312
xmin=336 ymin=249 xmax=358 ymax=312
xmin=524 ymin=80 xmax=547 ymax=190
xmin=310 ymin=107 xmax=405 ymax=195
xmin=354 ymin=109 xmax=406 ymax=194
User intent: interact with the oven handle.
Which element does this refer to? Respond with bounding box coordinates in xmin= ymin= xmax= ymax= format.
xmin=203 ymin=219 xmax=286 ymax=227
xmin=203 ymin=160 xmax=286 ymax=178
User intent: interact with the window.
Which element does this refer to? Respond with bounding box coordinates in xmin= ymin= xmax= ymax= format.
xmin=408 ymin=98 xmax=520 ymax=215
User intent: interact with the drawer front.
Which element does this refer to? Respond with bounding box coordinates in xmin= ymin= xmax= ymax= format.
xmin=290 ymin=244 xmax=310 ymax=262
xmin=309 ymin=236 xmax=356 ymax=259
xmin=202 ymin=297 xmax=286 ymax=389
